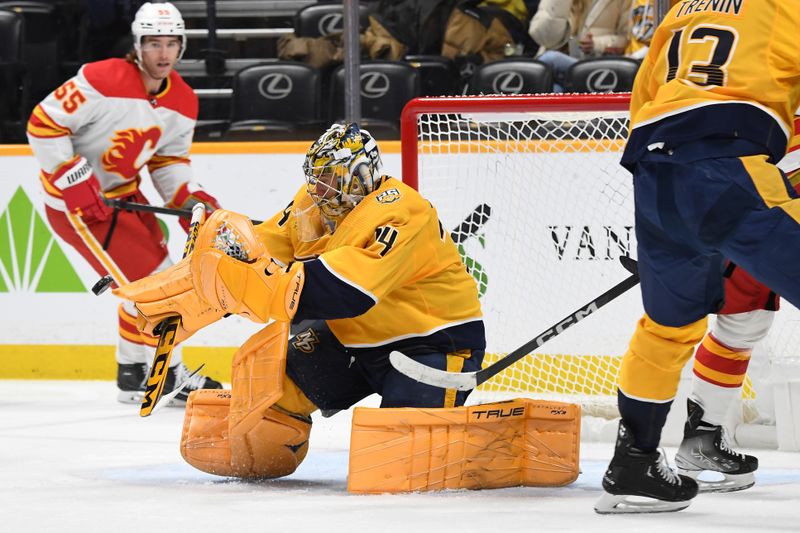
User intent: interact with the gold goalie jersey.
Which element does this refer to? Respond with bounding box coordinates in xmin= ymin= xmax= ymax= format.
xmin=256 ymin=178 xmax=485 ymax=350
xmin=623 ymin=0 xmax=800 ymax=168
xmin=27 ymin=58 xmax=198 ymax=206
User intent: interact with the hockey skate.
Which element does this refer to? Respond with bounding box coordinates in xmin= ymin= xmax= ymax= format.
xmin=116 ymin=362 xmax=222 ymax=405
xmin=675 ymin=399 xmax=758 ymax=493
xmin=595 ymin=420 xmax=698 ymax=514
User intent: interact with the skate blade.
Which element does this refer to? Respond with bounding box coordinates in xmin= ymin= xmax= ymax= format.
xmin=594 ymin=492 xmax=692 ymax=514
xmin=678 ymin=468 xmax=755 ymax=493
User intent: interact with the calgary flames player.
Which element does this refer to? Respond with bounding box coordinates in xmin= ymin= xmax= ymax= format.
xmin=113 ymin=123 xmax=582 ymax=492
xmin=673 ymin=114 xmax=800 ymax=494
xmin=26 ymin=2 xmax=222 ymax=404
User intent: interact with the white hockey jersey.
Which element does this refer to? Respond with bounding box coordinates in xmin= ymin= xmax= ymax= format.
xmin=27 ymin=58 xmax=198 ymax=209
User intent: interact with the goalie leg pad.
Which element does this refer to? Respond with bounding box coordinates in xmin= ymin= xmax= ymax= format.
xmin=180 ymin=321 xmax=314 ymax=478
xmin=347 ymin=398 xmax=580 ymax=493
xmin=180 ymin=390 xmax=311 ymax=478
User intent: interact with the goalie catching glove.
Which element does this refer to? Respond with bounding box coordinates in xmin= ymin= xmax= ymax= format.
xmin=113 ymin=209 xmax=305 ymax=341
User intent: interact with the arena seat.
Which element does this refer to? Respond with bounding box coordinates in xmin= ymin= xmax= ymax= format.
xmin=293 ymin=3 xmax=370 ymax=38
xmin=468 ymin=58 xmax=553 ymax=95
xmin=565 ymin=57 xmax=640 ymax=93
xmin=0 ymin=9 xmax=26 ymax=142
xmin=225 ymin=62 xmax=322 ymax=140
xmin=0 ymin=2 xmax=62 ymax=105
xmin=405 ymin=55 xmax=458 ymax=97
xmin=330 ymin=60 xmax=419 ymax=139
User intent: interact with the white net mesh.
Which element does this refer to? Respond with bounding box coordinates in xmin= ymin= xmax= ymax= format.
xmin=407 ymin=94 xmax=779 ymax=419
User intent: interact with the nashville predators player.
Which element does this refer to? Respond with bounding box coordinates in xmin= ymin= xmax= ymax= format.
xmin=114 ymin=123 xmax=581 ymax=491
xmin=596 ymin=0 xmax=800 ymax=515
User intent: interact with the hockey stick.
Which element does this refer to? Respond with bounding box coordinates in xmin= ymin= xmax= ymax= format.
xmin=102 ymin=197 xmax=263 ymax=225
xmin=389 ymin=256 xmax=640 ymax=391
xmin=140 ymin=203 xmax=206 ymax=417
xmin=451 ymin=203 xmax=491 ymax=244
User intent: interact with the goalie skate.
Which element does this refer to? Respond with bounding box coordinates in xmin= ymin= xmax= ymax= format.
xmin=595 ymin=421 xmax=698 ymax=515
xmin=675 ymin=399 xmax=758 ymax=493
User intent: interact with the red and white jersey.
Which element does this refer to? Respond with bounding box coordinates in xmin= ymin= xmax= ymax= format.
xmin=778 ymin=110 xmax=800 ymax=178
xmin=27 ymin=58 xmax=198 ymax=209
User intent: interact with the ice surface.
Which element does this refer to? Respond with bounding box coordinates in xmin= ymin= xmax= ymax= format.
xmin=2 ymin=381 xmax=799 ymax=532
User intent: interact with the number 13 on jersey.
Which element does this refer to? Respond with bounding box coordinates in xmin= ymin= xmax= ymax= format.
xmin=666 ymin=24 xmax=738 ymax=88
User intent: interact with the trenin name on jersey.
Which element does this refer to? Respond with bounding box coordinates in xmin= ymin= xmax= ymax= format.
xmin=674 ymin=0 xmax=744 ymax=18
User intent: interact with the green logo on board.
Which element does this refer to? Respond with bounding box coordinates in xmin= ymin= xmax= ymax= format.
xmin=0 ymin=187 xmax=86 ymax=292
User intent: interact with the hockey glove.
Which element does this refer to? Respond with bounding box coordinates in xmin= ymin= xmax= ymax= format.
xmin=189 ymin=210 xmax=305 ymax=323
xmin=167 ymin=181 xmax=222 ymax=232
xmin=49 ymin=156 xmax=111 ymax=223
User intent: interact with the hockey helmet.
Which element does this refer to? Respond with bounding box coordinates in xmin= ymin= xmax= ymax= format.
xmin=132 ymin=2 xmax=186 ymax=62
xmin=303 ymin=123 xmax=382 ymax=220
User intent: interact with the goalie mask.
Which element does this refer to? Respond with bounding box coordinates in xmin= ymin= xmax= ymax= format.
xmin=302 ymin=123 xmax=382 ymax=221
xmin=132 ymin=2 xmax=186 ymax=62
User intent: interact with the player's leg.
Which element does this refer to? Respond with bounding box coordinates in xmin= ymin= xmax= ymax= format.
xmin=676 ymin=264 xmax=768 ymax=492
xmin=44 ymin=196 xmax=221 ymax=402
xmin=284 ymin=320 xmax=376 ymax=413
xmin=597 ymin=158 xmax=717 ymax=513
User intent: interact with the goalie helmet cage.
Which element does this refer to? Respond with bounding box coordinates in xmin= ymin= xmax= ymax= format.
xmin=400 ymin=93 xmax=800 ymax=449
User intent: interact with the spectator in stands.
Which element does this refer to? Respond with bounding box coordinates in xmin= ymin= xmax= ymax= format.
xmin=528 ymin=0 xmax=629 ymax=91
xmin=625 ymin=0 xmax=655 ymax=60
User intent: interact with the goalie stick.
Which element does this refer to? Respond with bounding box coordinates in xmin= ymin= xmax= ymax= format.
xmin=389 ymin=256 xmax=640 ymax=391
xmin=140 ymin=203 xmax=206 ymax=417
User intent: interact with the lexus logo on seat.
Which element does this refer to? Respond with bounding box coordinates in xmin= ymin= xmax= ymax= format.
xmin=318 ymin=13 xmax=343 ymax=35
xmin=258 ymin=73 xmax=293 ymax=100
xmin=492 ymin=71 xmax=524 ymax=94
xmin=360 ymin=72 xmax=390 ymax=98
xmin=586 ymin=69 xmax=619 ymax=93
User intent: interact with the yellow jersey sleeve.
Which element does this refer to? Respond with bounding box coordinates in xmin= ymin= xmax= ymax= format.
xmin=623 ymin=0 xmax=800 ymax=167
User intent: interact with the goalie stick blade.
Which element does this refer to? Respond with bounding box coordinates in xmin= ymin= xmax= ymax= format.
xmin=149 ymin=363 xmax=206 ymax=415
xmin=389 ymin=351 xmax=478 ymax=391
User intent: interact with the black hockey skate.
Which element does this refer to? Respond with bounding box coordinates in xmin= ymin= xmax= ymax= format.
xmin=117 ymin=363 xmax=148 ymax=404
xmin=595 ymin=420 xmax=698 ymax=514
xmin=116 ymin=362 xmax=222 ymax=405
xmin=675 ymin=398 xmax=758 ymax=493
xmin=164 ymin=362 xmax=223 ymax=404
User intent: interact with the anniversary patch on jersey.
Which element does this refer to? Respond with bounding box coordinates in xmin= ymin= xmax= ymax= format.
xmin=292 ymin=328 xmax=320 ymax=354
xmin=375 ymin=188 xmax=401 ymax=204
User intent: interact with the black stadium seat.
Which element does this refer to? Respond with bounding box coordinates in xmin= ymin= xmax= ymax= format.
xmin=405 ymin=55 xmax=458 ymax=96
xmin=468 ymin=58 xmax=553 ymax=95
xmin=0 ymin=9 xmax=26 ymax=142
xmin=294 ymin=3 xmax=370 ymax=38
xmin=225 ymin=62 xmax=323 ymax=140
xmin=330 ymin=60 xmax=419 ymax=138
xmin=0 ymin=2 xmax=62 ymax=104
xmin=566 ymin=57 xmax=640 ymax=93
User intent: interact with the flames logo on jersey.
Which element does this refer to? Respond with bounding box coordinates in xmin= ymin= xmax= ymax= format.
xmin=292 ymin=328 xmax=320 ymax=354
xmin=101 ymin=127 xmax=162 ymax=179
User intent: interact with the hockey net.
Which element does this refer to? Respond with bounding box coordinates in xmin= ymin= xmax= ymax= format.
xmin=400 ymin=94 xmax=796 ymax=430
